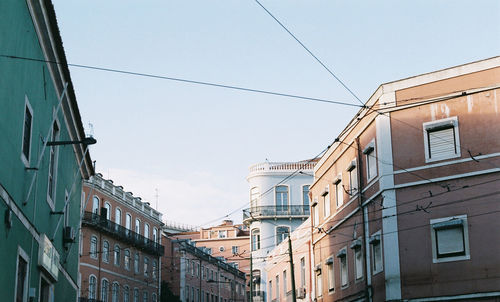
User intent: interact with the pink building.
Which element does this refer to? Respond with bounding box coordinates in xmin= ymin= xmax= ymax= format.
xmin=310 ymin=57 xmax=500 ymax=302
xmin=265 ymin=219 xmax=312 ymax=302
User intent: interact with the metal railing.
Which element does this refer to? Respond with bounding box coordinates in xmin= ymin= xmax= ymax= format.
xmin=243 ymin=205 xmax=310 ymax=221
xmin=79 ymin=298 xmax=103 ymax=302
xmin=82 ymin=211 xmax=164 ymax=256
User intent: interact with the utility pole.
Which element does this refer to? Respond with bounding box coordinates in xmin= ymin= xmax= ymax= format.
xmin=249 ymin=252 xmax=253 ymax=302
xmin=287 ymin=232 xmax=297 ymax=302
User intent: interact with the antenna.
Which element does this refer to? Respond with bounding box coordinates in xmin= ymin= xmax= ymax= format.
xmin=87 ymin=122 xmax=94 ymax=137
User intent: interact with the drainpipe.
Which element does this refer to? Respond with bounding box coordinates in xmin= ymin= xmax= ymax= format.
xmin=356 ymin=137 xmax=372 ymax=302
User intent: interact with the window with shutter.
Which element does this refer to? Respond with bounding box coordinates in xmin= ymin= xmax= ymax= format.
xmin=430 ymin=215 xmax=470 ymax=263
xmin=424 ymin=117 xmax=460 ymax=162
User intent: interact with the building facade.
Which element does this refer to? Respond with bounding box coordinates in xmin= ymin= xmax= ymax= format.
xmin=0 ymin=0 xmax=94 ymax=301
xmin=244 ymin=161 xmax=314 ymax=301
xmin=310 ymin=57 xmax=500 ymax=302
xmin=161 ymin=237 xmax=247 ymax=302
xmin=265 ymin=219 xmax=312 ymax=302
xmin=79 ymin=173 xmax=164 ymax=302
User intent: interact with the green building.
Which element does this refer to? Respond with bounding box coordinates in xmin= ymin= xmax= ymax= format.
xmin=0 ymin=1 xmax=94 ymax=301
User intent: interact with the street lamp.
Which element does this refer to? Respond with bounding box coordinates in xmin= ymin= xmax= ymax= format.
xmin=46 ymin=136 xmax=97 ymax=146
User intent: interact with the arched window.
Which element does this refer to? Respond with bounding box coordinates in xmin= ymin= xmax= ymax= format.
xmin=101 ymin=279 xmax=109 ymax=302
xmin=135 ymin=219 xmax=140 ymax=234
xmin=152 ymin=293 xmax=157 ymax=302
xmin=152 ymin=260 xmax=157 ymax=280
xmin=90 ymin=236 xmax=98 ymax=259
xmin=126 ymin=214 xmax=132 ymax=230
xmin=144 ymin=257 xmax=149 ymax=277
xmin=276 ymin=226 xmax=290 ymax=245
xmin=124 ymin=250 xmax=131 ymax=270
xmin=123 ymin=285 xmax=130 ymax=302
xmin=112 ymin=282 xmax=120 ymax=302
xmin=92 ymin=196 xmax=100 ymax=214
xmin=250 ymin=187 xmax=259 ymax=209
xmin=134 ymin=288 xmax=139 ymax=302
xmin=144 ymin=223 xmax=150 ymax=239
xmin=134 ymin=253 xmax=140 ymax=273
xmin=104 ymin=202 xmax=111 ymax=220
xmin=275 ymin=185 xmax=289 ymax=211
xmin=114 ymin=245 xmax=121 ymax=266
xmin=251 ymin=229 xmax=260 ymax=251
xmin=102 ymin=240 xmax=110 ymax=263
xmin=302 ymin=185 xmax=310 ymax=207
xmin=143 ymin=291 xmax=148 ymax=302
xmin=153 ymin=228 xmax=158 ymax=243
xmin=115 ymin=208 xmax=122 ymax=225
xmin=89 ymin=275 xmax=97 ymax=299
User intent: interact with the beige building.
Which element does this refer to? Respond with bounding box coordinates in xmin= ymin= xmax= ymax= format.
xmin=310 ymin=57 xmax=500 ymax=302
xmin=79 ymin=173 xmax=164 ymax=302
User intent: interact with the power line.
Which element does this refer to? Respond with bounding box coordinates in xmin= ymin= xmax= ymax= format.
xmin=0 ymin=54 xmax=362 ymax=108
xmin=253 ymin=0 xmax=364 ymax=106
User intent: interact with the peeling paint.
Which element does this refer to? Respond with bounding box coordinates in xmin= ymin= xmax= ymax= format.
xmin=430 ymin=104 xmax=436 ymax=121
xmin=440 ymin=103 xmax=450 ymax=118
xmin=495 ymin=90 xmax=498 ymax=115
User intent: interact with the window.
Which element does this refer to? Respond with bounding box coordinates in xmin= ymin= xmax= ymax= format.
xmin=47 ymin=121 xmax=59 ymax=203
xmin=126 ymin=214 xmax=132 ymax=230
xmin=430 ymin=215 xmax=469 ymax=262
xmin=315 ymin=270 xmax=322 ymax=298
xmin=144 ymin=223 xmax=150 ymax=239
xmin=92 ymin=196 xmax=100 ymax=214
xmin=322 ymin=186 xmax=330 ymax=217
xmin=114 ymin=245 xmax=121 ymax=266
xmin=347 ymin=160 xmax=358 ymax=195
xmin=152 ymin=293 xmax=157 ymax=302
xmin=276 ymin=226 xmax=290 ymax=245
xmin=40 ymin=275 xmax=53 ymax=302
xmin=205 ymin=248 xmax=212 ymax=255
xmin=89 ymin=276 xmax=97 ymax=299
xmin=231 ymin=246 xmax=239 ymax=255
xmin=326 ymin=258 xmax=334 ymax=292
xmin=143 ymin=291 xmax=148 ymax=302
xmin=15 ymin=250 xmax=29 ymax=302
xmin=152 ymin=260 xmax=158 ymax=279
xmin=337 ymin=249 xmax=348 ymax=287
xmin=115 ymin=208 xmax=122 ymax=225
xmin=219 ymin=246 xmax=225 ymax=252
xmin=283 ymin=270 xmax=287 ymax=296
xmin=144 ymin=257 xmax=149 ymax=277
xmin=134 ymin=288 xmax=139 ymax=302
xmin=334 ymin=176 xmax=343 ymax=208
xmin=134 ymin=253 xmax=140 ymax=273
xmin=300 ymin=257 xmax=306 ymax=287
xmin=302 ymin=185 xmax=310 ymax=206
xmin=251 ymin=229 xmax=260 ymax=251
xmin=313 ymin=197 xmax=319 ymax=227
xmin=102 ymin=240 xmax=110 ymax=263
xmin=275 ymin=275 xmax=280 ymax=300
xmin=268 ymin=281 xmax=272 ymax=301
xmin=364 ymin=142 xmax=377 ymax=181
xmin=124 ymin=250 xmax=131 ymax=270
xmin=135 ymin=219 xmax=140 ymax=234
xmin=423 ymin=117 xmax=460 ymax=162
xmin=250 ymin=187 xmax=259 ymax=209
xmin=21 ymin=100 xmax=33 ymax=165
xmin=104 ymin=202 xmax=111 ymax=220
xmin=112 ymin=282 xmax=120 ymax=302
xmin=218 ymin=230 xmax=227 ymax=238
xmin=101 ymin=279 xmax=109 ymax=302
xmin=275 ymin=185 xmax=289 ymax=211
xmin=370 ymin=233 xmax=383 ymax=274
xmin=153 ymin=228 xmax=158 ymax=243
xmin=124 ymin=286 xmax=130 ymax=302
xmin=90 ymin=236 xmax=98 ymax=259
xmin=351 ymin=239 xmax=363 ymax=280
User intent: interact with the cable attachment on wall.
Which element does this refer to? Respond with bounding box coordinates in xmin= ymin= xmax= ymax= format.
xmin=416 ymin=201 xmax=432 ymax=213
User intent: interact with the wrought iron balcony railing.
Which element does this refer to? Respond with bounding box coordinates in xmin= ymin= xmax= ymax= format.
xmin=82 ymin=211 xmax=164 ymax=256
xmin=243 ymin=205 xmax=310 ymax=222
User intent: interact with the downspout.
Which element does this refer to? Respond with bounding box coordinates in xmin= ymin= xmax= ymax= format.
xmin=356 ymin=137 xmax=372 ymax=302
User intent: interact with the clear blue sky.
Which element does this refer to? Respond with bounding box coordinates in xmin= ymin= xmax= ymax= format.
xmin=52 ymin=0 xmax=500 ymax=226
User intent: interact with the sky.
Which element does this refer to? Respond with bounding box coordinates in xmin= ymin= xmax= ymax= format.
xmin=51 ymin=0 xmax=500 ymax=227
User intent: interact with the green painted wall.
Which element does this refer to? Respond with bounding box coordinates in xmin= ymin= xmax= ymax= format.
xmin=0 ymin=0 xmax=85 ymax=301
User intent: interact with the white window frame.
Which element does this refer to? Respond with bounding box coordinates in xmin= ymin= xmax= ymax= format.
xmin=101 ymin=278 xmax=110 ymax=302
xmin=346 ymin=159 xmax=358 ymax=196
xmin=334 ymin=175 xmax=343 ymax=209
xmin=89 ymin=274 xmax=97 ymax=299
xmin=135 ymin=218 xmax=141 ymax=235
xmin=312 ymin=197 xmax=319 ymax=227
xmin=370 ymin=231 xmax=383 ymax=275
xmin=114 ymin=244 xmax=120 ymax=267
xmin=14 ymin=246 xmax=30 ymax=302
xmin=251 ymin=228 xmax=260 ymax=251
xmin=326 ymin=257 xmax=335 ymax=292
xmin=423 ymin=116 xmax=461 ymax=163
xmin=92 ymin=196 xmax=100 ymax=214
xmin=90 ymin=235 xmax=98 ymax=259
xmin=302 ymin=184 xmax=310 ymax=206
xmin=430 ymin=215 xmax=470 ymax=263
xmin=115 ymin=207 xmax=122 ymax=225
xmin=104 ymin=202 xmax=111 ymax=220
xmin=231 ymin=246 xmax=239 ymax=255
xmin=102 ymin=240 xmax=110 ymax=263
xmin=111 ymin=282 xmax=120 ymax=302
xmin=124 ymin=249 xmax=131 ymax=270
xmin=350 ymin=239 xmax=364 ymax=281
xmin=218 ymin=230 xmax=227 ymax=238
xmin=315 ymin=267 xmax=322 ymax=298
xmin=21 ymin=96 xmax=33 ymax=167
xmin=275 ymin=225 xmax=290 ymax=245
xmin=322 ymin=185 xmax=330 ymax=217
xmin=363 ymin=140 xmax=377 ymax=182
xmin=250 ymin=186 xmax=260 ymax=209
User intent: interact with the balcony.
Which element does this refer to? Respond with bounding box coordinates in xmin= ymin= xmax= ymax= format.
xmin=82 ymin=211 xmax=164 ymax=256
xmin=247 ymin=291 xmax=266 ymax=302
xmin=79 ymin=298 xmax=102 ymax=302
xmin=243 ymin=205 xmax=310 ymax=223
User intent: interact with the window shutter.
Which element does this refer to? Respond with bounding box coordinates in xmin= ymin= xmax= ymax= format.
xmin=428 ymin=127 xmax=456 ymax=159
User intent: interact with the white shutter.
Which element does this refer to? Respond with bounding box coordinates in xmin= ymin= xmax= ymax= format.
xmin=428 ymin=127 xmax=456 ymax=159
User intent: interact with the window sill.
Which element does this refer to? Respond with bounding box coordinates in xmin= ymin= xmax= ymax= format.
xmin=433 ymin=254 xmax=470 ymax=263
xmin=425 ymin=153 xmax=461 ymax=164
xmin=372 ymin=269 xmax=383 ymax=276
